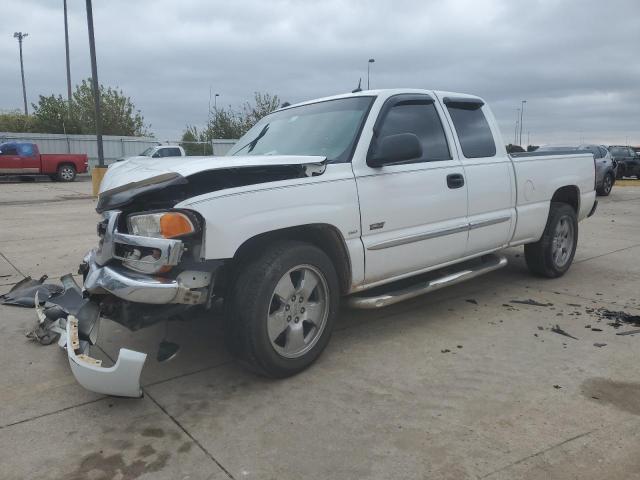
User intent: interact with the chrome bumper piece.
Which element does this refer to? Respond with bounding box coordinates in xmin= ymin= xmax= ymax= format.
xmin=84 ymin=250 xmax=207 ymax=304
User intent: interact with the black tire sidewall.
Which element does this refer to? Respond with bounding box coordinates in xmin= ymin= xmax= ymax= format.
xmin=230 ymin=241 xmax=340 ymax=377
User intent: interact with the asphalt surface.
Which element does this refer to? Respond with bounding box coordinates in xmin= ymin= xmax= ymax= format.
xmin=1 ymin=178 xmax=640 ymax=480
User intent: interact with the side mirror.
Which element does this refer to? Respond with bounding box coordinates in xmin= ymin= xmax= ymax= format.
xmin=367 ymin=133 xmax=423 ymax=168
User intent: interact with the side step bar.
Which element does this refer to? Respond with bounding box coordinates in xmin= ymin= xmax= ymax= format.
xmin=347 ymin=254 xmax=508 ymax=309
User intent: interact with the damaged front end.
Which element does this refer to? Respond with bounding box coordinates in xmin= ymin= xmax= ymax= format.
xmin=33 ymin=155 xmax=326 ymax=397
xmin=61 ymin=207 xmax=220 ymax=397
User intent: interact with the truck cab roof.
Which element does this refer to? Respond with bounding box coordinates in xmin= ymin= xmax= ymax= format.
xmin=280 ymin=88 xmax=484 ymax=111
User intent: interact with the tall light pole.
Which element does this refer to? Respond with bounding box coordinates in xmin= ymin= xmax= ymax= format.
xmin=214 ymin=93 xmax=219 ymax=111
xmin=85 ymin=0 xmax=104 ymax=167
xmin=519 ymin=100 xmax=527 ymax=146
xmin=63 ymin=0 xmax=72 ymax=109
xmin=367 ymin=58 xmax=375 ymax=90
xmin=13 ymin=32 xmax=29 ymax=115
xmin=514 ymin=108 xmax=520 ymax=144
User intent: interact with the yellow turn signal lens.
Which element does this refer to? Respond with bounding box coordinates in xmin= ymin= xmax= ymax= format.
xmin=159 ymin=212 xmax=194 ymax=238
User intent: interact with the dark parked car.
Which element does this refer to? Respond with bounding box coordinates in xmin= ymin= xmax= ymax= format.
xmin=609 ymin=146 xmax=640 ymax=179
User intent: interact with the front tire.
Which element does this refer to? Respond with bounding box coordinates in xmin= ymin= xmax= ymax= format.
xmin=57 ymin=164 xmax=76 ymax=182
xmin=596 ymin=172 xmax=614 ymax=196
xmin=524 ymin=202 xmax=578 ymax=278
xmin=225 ymin=241 xmax=340 ymax=378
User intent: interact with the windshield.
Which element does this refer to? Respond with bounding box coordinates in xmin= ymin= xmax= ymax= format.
xmin=139 ymin=147 xmax=156 ymax=157
xmin=228 ymin=96 xmax=374 ymax=162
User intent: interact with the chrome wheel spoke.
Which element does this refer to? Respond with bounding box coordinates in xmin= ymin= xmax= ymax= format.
xmin=297 ymin=269 xmax=319 ymax=299
xmin=268 ymin=309 xmax=289 ymax=343
xmin=303 ymin=301 xmax=322 ymax=325
xmin=286 ymin=325 xmax=306 ymax=351
xmin=274 ymin=273 xmax=296 ymax=302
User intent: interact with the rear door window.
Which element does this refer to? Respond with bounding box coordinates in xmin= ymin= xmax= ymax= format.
xmin=168 ymin=148 xmax=181 ymax=156
xmin=445 ymin=102 xmax=496 ymax=158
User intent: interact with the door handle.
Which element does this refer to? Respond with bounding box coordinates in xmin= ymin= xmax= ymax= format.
xmin=447 ymin=173 xmax=465 ymax=189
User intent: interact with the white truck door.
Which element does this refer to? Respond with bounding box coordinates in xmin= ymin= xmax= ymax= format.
xmin=439 ymin=96 xmax=515 ymax=256
xmin=353 ymin=93 xmax=468 ymax=285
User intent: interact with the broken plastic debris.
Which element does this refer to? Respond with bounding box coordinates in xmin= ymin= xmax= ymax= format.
xmin=551 ymin=324 xmax=578 ymax=340
xmin=510 ymin=299 xmax=553 ymax=307
xmin=1 ymin=275 xmax=62 ymax=307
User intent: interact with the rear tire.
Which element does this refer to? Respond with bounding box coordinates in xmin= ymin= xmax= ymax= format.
xmin=57 ymin=164 xmax=76 ymax=182
xmin=224 ymin=241 xmax=340 ymax=378
xmin=596 ymin=172 xmax=614 ymax=196
xmin=524 ymin=202 xmax=578 ymax=278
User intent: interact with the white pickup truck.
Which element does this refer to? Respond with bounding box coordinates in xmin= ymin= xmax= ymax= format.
xmin=117 ymin=144 xmax=186 ymax=162
xmin=62 ymin=89 xmax=597 ymax=397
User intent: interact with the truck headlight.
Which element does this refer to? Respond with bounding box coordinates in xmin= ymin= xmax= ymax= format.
xmin=127 ymin=211 xmax=197 ymax=239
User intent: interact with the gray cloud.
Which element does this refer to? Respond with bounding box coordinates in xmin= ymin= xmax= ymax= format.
xmin=1 ymin=0 xmax=639 ymax=145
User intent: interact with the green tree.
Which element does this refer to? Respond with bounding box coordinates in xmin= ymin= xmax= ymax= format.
xmin=29 ymin=79 xmax=151 ymax=136
xmin=32 ymin=95 xmax=80 ymax=134
xmin=182 ymin=92 xmax=282 ymax=152
xmin=71 ymin=79 xmax=150 ymax=136
xmin=240 ymin=92 xmax=281 ymax=132
xmin=0 ymin=110 xmax=36 ymax=133
xmin=180 ymin=126 xmax=212 ymax=156
xmin=207 ymin=106 xmax=245 ymax=139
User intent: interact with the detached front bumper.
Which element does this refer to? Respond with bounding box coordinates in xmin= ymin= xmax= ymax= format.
xmin=50 ymin=209 xmax=216 ymax=398
xmin=66 ymin=316 xmax=146 ymax=398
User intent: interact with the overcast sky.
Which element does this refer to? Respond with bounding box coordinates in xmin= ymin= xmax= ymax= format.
xmin=1 ymin=0 xmax=639 ymax=145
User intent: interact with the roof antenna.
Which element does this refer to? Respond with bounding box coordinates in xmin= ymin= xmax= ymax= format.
xmin=352 ymin=78 xmax=362 ymax=93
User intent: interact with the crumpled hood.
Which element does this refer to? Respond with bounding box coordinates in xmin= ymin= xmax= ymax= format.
xmin=100 ymin=154 xmax=326 ymax=194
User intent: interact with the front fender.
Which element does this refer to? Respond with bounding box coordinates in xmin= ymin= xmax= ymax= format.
xmin=179 ymin=164 xmax=362 ymax=260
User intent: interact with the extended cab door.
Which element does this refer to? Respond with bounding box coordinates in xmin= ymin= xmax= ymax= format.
xmin=18 ymin=143 xmax=40 ymax=172
xmin=439 ymin=96 xmax=515 ymax=256
xmin=0 ymin=144 xmax=23 ymax=173
xmin=353 ymin=93 xmax=468 ymax=285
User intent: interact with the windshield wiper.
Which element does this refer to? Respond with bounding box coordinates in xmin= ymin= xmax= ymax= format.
xmin=234 ymin=124 xmax=270 ymax=155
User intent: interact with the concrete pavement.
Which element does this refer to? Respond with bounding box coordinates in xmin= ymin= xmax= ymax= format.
xmin=1 ymin=179 xmax=640 ymax=479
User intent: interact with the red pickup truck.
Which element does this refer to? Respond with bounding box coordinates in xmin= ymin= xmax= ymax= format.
xmin=0 ymin=142 xmax=88 ymax=182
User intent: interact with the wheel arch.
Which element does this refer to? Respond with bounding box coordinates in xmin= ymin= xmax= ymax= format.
xmin=230 ymin=224 xmax=352 ymax=295
xmin=551 ymin=185 xmax=580 ymax=213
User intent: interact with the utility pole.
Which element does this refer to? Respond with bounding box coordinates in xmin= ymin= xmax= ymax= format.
xmin=519 ymin=100 xmax=527 ymax=146
xmin=367 ymin=58 xmax=375 ymax=90
xmin=85 ymin=0 xmax=104 ymax=167
xmin=13 ymin=32 xmax=29 ymax=115
xmin=63 ymin=0 xmax=73 ymax=109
